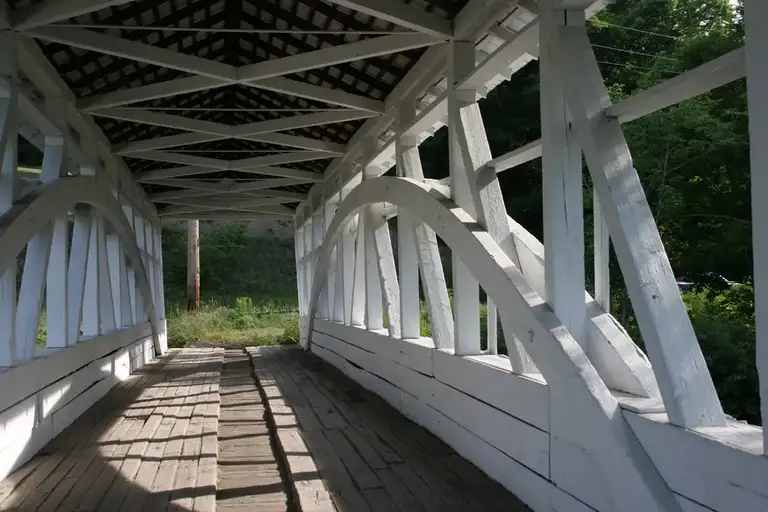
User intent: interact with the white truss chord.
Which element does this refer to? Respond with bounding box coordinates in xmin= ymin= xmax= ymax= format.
xmin=238 ymin=34 xmax=444 ymax=82
xmin=320 ymin=0 xmax=452 ymax=38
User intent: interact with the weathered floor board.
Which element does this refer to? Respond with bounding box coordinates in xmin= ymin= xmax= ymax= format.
xmin=0 ymin=349 xmax=224 ymax=512
xmin=249 ymin=346 xmax=530 ymax=512
xmin=2 ymin=346 xmax=530 ymax=512
xmin=216 ymin=350 xmax=290 ymax=512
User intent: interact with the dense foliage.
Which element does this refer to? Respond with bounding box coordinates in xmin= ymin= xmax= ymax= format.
xmin=161 ymin=1 xmax=760 ymax=424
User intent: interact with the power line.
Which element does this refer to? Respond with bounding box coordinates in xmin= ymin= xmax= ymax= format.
xmin=596 ymin=21 xmax=681 ymax=40
xmin=596 ymin=60 xmax=679 ymax=76
xmin=591 ymin=43 xmax=679 ymax=62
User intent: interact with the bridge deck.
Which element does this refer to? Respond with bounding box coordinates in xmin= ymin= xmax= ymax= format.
xmin=0 ymin=348 xmax=528 ymax=511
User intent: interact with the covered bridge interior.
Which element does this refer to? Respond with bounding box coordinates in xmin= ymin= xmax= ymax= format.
xmin=0 ymin=0 xmax=767 ymax=511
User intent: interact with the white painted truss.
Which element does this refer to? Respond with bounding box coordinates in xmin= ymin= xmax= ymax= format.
xmin=1 ymin=0 xmax=767 ymax=510
xmin=292 ymin=1 xmax=768 ymax=511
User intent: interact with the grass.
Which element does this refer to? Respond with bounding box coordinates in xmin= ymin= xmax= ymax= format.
xmin=166 ymin=297 xmax=300 ymax=348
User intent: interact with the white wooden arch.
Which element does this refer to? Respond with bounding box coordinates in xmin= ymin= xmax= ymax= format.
xmin=307 ymin=176 xmax=682 ymax=512
xmin=0 ymin=176 xmax=162 ymax=354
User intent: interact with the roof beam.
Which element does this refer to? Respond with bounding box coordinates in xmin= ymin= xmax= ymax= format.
xmin=135 ymin=166 xmax=221 ymax=182
xmin=242 ymin=133 xmax=345 ymax=154
xmin=151 ymin=188 xmax=298 ymax=202
xmin=126 ymin=150 xmax=331 ymax=171
xmin=233 ymin=152 xmax=333 ymax=169
xmin=147 ymin=179 xmax=307 ymax=200
xmin=245 ymin=77 xmax=384 ymax=113
xmin=161 ymin=212 xmax=294 ymax=220
xmin=230 ymin=110 xmax=378 ymax=137
xmin=25 ymin=27 xmax=238 ymax=80
xmin=78 ymin=75 xmax=229 ymax=111
xmin=125 ymin=151 xmax=230 ymax=169
xmin=160 ymin=203 xmax=294 ymax=217
xmin=319 ymin=0 xmax=452 ymax=38
xmin=136 ymin=164 xmax=321 ymax=182
xmin=115 ymin=132 xmax=226 ymax=155
xmin=94 ymin=108 xmax=351 ymax=153
xmin=14 ymin=0 xmax=136 ymax=30
xmin=237 ymin=33 xmax=443 ymax=82
xmin=145 ymin=177 xmax=312 ymax=191
xmin=158 ymin=196 xmax=292 ymax=208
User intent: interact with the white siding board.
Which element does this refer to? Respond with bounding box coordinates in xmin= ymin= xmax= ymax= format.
xmin=625 ymin=411 xmax=768 ymax=512
xmin=433 ymin=349 xmax=549 ymax=431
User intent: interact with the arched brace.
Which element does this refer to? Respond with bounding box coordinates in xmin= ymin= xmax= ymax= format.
xmin=0 ymin=176 xmax=163 ymax=355
xmin=308 ymin=176 xmax=681 ymax=512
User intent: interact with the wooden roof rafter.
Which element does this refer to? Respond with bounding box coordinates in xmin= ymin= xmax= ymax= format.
xmin=10 ymin=0 xmax=463 ymax=206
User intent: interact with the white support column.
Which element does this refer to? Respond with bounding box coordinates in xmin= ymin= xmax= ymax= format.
xmin=333 ymin=242 xmax=344 ymax=323
xmin=0 ymin=36 xmax=18 ymax=366
xmin=44 ymin=100 xmax=72 ymax=350
xmin=744 ymin=0 xmax=768 ymax=450
xmin=350 ymin=214 xmax=367 ymax=327
xmin=304 ymin=220 xmax=315 ymax=321
xmin=332 ymin=192 xmax=345 ymax=323
xmin=313 ymin=209 xmax=329 ymax=320
xmin=540 ymin=3 xmax=587 ymax=349
xmin=82 ymin=203 xmax=101 ymax=337
xmin=17 ymin=132 xmax=66 ymax=359
xmin=554 ymin=8 xmax=725 ymax=428
xmin=448 ymin=40 xmax=481 ymax=355
xmin=106 ymin=232 xmax=122 ymax=327
xmin=66 ymin=205 xmax=92 ymax=344
xmin=363 ymin=166 xmax=383 ymax=331
xmin=134 ymin=214 xmax=147 ymax=321
xmin=370 ymin=211 xmax=401 ymax=339
xmin=145 ymin=219 xmax=157 ymax=312
xmin=154 ymin=226 xmax=166 ymax=322
xmin=342 ymin=210 xmax=357 ymax=326
xmin=296 ymin=225 xmax=306 ymax=318
xmin=594 ymin=193 xmax=610 ymax=311
xmin=396 ymin=106 xmax=421 ymax=340
xmin=324 ymin=200 xmax=336 ymax=320
xmin=397 ymin=127 xmax=453 ymax=349
xmin=96 ymin=216 xmax=116 ymax=333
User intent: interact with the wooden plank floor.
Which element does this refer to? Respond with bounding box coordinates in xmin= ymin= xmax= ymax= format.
xmin=249 ymin=347 xmax=531 ymax=512
xmin=216 ymin=350 xmax=289 ymax=511
xmin=0 ymin=349 xmax=227 ymax=512
xmin=2 ymin=346 xmax=530 ymax=512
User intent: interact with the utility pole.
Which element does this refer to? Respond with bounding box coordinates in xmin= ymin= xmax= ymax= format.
xmin=187 ymin=220 xmax=200 ymax=311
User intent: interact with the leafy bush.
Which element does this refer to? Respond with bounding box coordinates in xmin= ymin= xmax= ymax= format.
xmin=683 ymin=284 xmax=759 ymax=424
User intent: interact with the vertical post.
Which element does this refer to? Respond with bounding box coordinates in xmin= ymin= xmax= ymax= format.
xmin=153 ymin=225 xmax=166 ymax=321
xmin=342 ymin=206 xmax=356 ymax=326
xmin=295 ymin=224 xmax=306 ymax=317
xmin=96 ymin=216 xmax=116 ymax=333
xmin=67 ymin=205 xmax=92 ymax=344
xmin=448 ymin=40 xmax=481 ymax=355
xmin=744 ymin=0 xmax=768 ymax=450
xmin=313 ymin=209 xmax=329 ymax=320
xmin=186 ymin=219 xmax=200 ymax=311
xmin=332 ymin=192 xmax=345 ymax=324
xmin=350 ymin=213 xmax=366 ymax=327
xmin=594 ymin=194 xmax=610 ymax=311
xmin=17 ymin=131 xmax=66 ymax=360
xmin=363 ymin=166 xmax=383 ymax=331
xmin=540 ymin=3 xmax=587 ymax=349
xmin=82 ymin=168 xmax=101 ymax=338
xmin=397 ymin=127 xmax=454 ymax=350
xmin=0 ymin=35 xmax=18 ymax=366
xmin=324 ymin=200 xmax=336 ymax=319
xmin=107 ymin=232 xmax=122 ymax=328
xmin=45 ymin=99 xmax=72 ymax=349
xmin=396 ymin=105 xmax=421 ymax=340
